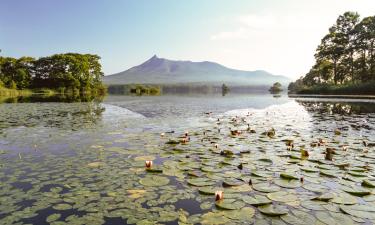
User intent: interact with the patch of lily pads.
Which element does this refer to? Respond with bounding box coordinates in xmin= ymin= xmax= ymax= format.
xmin=1 ymin=101 xmax=375 ymax=224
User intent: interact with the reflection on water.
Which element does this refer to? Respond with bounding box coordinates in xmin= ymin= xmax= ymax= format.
xmin=1 ymin=94 xmax=375 ymax=225
xmin=0 ymin=93 xmax=104 ymax=104
xmin=297 ymin=100 xmax=375 ymax=115
xmin=0 ymin=102 xmax=105 ymax=131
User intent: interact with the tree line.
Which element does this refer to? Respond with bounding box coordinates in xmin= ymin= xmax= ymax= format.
xmin=0 ymin=53 xmax=105 ymax=94
xmin=289 ymin=12 xmax=375 ymax=94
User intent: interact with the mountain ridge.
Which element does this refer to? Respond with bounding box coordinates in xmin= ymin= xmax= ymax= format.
xmin=104 ymin=55 xmax=291 ymax=85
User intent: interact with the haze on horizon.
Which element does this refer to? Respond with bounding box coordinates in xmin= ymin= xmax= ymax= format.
xmin=1 ymin=0 xmax=374 ymax=80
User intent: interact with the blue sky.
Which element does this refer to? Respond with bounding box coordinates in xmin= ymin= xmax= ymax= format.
xmin=1 ymin=0 xmax=374 ymax=79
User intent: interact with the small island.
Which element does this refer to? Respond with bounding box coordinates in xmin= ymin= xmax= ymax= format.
xmin=269 ymin=82 xmax=283 ymax=94
xmin=0 ymin=53 xmax=106 ymax=97
xmin=289 ymin=12 xmax=375 ymax=95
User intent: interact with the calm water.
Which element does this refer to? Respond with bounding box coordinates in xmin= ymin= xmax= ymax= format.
xmin=1 ymin=94 xmax=375 ymax=225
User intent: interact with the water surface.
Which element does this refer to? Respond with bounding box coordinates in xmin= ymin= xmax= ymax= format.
xmin=1 ymin=94 xmax=375 ymax=225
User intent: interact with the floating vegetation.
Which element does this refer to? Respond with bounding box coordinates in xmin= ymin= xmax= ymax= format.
xmin=1 ymin=100 xmax=375 ymax=224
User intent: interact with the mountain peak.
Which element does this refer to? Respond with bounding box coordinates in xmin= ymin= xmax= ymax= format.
xmin=105 ymin=56 xmax=291 ymax=85
xmin=150 ymin=54 xmax=158 ymax=60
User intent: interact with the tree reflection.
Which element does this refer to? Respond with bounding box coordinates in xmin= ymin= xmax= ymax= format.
xmin=0 ymin=100 xmax=105 ymax=130
xmin=296 ymin=101 xmax=375 ymax=115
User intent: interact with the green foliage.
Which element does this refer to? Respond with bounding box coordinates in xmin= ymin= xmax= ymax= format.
xmin=294 ymin=81 xmax=375 ymax=95
xmin=269 ymin=82 xmax=283 ymax=93
xmin=289 ymin=12 xmax=375 ymax=94
xmin=107 ymin=84 xmax=161 ymax=95
xmin=0 ymin=53 xmax=105 ymax=94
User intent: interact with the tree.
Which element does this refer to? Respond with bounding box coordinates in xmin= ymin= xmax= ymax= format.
xmin=269 ymin=82 xmax=283 ymax=93
xmin=0 ymin=53 xmax=105 ymax=94
xmin=289 ymin=12 xmax=375 ymax=94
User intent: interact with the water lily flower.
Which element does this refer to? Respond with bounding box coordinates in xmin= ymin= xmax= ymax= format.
xmin=215 ymin=191 xmax=223 ymax=201
xmin=145 ymin=160 xmax=153 ymax=168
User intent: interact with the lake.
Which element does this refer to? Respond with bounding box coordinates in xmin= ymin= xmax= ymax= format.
xmin=1 ymin=93 xmax=375 ymax=225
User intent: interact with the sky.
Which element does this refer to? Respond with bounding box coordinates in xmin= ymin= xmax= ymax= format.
xmin=0 ymin=0 xmax=374 ymax=80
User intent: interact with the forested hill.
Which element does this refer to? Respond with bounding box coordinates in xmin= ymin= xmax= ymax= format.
xmin=104 ymin=55 xmax=291 ymax=86
xmin=289 ymin=12 xmax=375 ymax=95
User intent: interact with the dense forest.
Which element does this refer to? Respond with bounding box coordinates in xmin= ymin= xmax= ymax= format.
xmin=0 ymin=53 xmax=106 ymax=95
xmin=289 ymin=12 xmax=375 ymax=94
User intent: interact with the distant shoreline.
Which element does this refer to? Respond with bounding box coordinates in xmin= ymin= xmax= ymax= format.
xmin=288 ymin=94 xmax=375 ymax=100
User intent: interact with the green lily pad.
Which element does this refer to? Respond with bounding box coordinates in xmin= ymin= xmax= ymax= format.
xmin=258 ymin=204 xmax=288 ymax=216
xmin=316 ymin=211 xmax=355 ymax=225
xmin=243 ymin=195 xmax=272 ymax=206
xmin=362 ymin=179 xmax=375 ymax=188
xmin=252 ymin=182 xmax=280 ymax=193
xmin=331 ymin=192 xmax=358 ymax=205
xmin=198 ymin=187 xmax=222 ymax=195
xmin=342 ymin=186 xmax=371 ymax=196
xmin=281 ymin=209 xmax=316 ymax=225
xmin=301 ymin=167 xmax=319 ymax=173
xmin=313 ymin=193 xmax=335 ymax=201
xmin=222 ymin=179 xmax=243 ymax=187
xmin=302 ymin=183 xmax=329 ymax=193
xmin=139 ymin=175 xmax=169 ymax=187
xmin=274 ymin=179 xmax=301 ymax=188
xmin=340 ymin=204 xmax=375 ymax=219
xmin=280 ymin=173 xmax=299 ymax=180
xmin=46 ymin=213 xmax=61 ymax=223
xmin=267 ymin=191 xmax=298 ymax=203
xmin=221 ymin=207 xmax=255 ymax=221
xmin=201 ymin=212 xmax=230 ymax=224
xmin=215 ymin=199 xmax=245 ymax=210
xmin=146 ymin=166 xmax=163 ymax=173
xmin=53 ymin=203 xmax=72 ymax=210
xmin=251 ymin=171 xmax=272 ymax=178
xmin=87 ymin=161 xmax=104 ymax=168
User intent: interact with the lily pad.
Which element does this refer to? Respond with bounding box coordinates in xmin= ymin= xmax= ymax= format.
xmin=342 ymin=186 xmax=371 ymax=196
xmin=274 ymin=179 xmax=301 ymax=188
xmin=280 ymin=173 xmax=299 ymax=180
xmin=362 ymin=179 xmax=375 ymax=188
xmin=267 ymin=191 xmax=298 ymax=203
xmin=222 ymin=179 xmax=243 ymax=187
xmin=331 ymin=192 xmax=358 ymax=205
xmin=53 ymin=203 xmax=72 ymax=210
xmin=252 ymin=182 xmax=280 ymax=193
xmin=201 ymin=212 xmax=230 ymax=224
xmin=243 ymin=195 xmax=272 ymax=206
xmin=221 ymin=207 xmax=255 ymax=221
xmin=340 ymin=204 xmax=375 ymax=219
xmin=215 ymin=199 xmax=245 ymax=210
xmin=258 ymin=204 xmax=288 ymax=216
xmin=281 ymin=210 xmax=316 ymax=225
xmin=198 ymin=187 xmax=222 ymax=195
xmin=139 ymin=175 xmax=169 ymax=187
xmin=46 ymin=213 xmax=61 ymax=223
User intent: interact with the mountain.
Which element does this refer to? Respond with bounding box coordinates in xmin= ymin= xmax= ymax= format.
xmin=104 ymin=55 xmax=291 ymax=86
